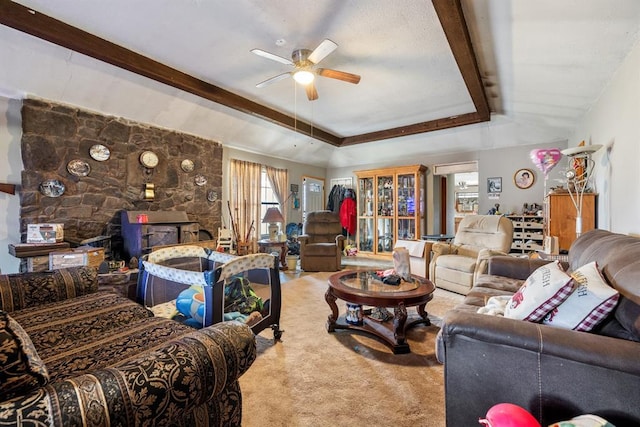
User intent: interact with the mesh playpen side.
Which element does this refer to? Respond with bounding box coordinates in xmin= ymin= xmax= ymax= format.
xmin=137 ymin=246 xmax=282 ymax=339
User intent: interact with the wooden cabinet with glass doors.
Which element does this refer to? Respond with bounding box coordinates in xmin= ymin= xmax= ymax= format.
xmin=355 ymin=165 xmax=426 ymax=255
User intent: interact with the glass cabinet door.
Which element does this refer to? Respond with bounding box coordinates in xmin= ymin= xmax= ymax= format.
xmin=357 ymin=177 xmax=374 ymax=252
xmin=397 ymin=173 xmax=416 ymax=239
xmin=377 ymin=218 xmax=394 ymax=253
xmin=359 ymin=177 xmax=374 ymax=217
xmin=377 ymin=175 xmax=394 ymax=217
xmin=358 ymin=218 xmax=374 ymax=252
xmin=396 ymin=173 xmax=416 ymax=216
xmin=397 ymin=218 xmax=415 ymax=240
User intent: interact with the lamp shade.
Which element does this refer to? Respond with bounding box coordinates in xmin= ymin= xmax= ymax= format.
xmin=262 ymin=207 xmax=284 ymax=224
xmin=263 ymin=207 xmax=284 ymax=241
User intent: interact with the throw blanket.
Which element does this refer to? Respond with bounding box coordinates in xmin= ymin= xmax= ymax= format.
xmin=477 ymin=295 xmax=511 ymax=316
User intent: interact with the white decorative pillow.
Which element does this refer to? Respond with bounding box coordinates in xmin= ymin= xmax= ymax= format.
xmin=504 ymin=261 xmax=574 ymax=322
xmin=542 ymin=261 xmax=619 ymax=331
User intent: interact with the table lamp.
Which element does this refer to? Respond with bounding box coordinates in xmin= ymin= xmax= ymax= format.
xmin=262 ymin=207 xmax=285 ymax=241
xmin=560 ymin=144 xmax=602 ymax=237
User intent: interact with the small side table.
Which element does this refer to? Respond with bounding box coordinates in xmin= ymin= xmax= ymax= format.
xmin=257 ymin=239 xmax=288 ymax=270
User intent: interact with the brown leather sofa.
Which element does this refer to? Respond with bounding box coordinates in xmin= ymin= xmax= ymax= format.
xmin=437 ymin=229 xmax=640 ymax=426
xmin=298 ymin=210 xmax=345 ymax=272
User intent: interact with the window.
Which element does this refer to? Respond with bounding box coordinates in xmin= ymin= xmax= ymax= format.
xmin=260 ymin=168 xmax=278 ymax=235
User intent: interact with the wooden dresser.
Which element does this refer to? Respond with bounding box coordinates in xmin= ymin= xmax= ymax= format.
xmin=546 ymin=193 xmax=597 ymax=251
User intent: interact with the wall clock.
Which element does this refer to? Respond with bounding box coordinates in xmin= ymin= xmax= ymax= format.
xmin=139 ymin=151 xmax=159 ymax=169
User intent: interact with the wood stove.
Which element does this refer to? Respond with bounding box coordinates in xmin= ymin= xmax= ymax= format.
xmin=121 ymin=211 xmax=199 ymax=261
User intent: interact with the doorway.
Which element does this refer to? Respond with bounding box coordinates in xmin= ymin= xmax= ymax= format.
xmin=432 ymin=162 xmax=478 ymax=235
xmin=302 ymin=176 xmax=325 ymax=222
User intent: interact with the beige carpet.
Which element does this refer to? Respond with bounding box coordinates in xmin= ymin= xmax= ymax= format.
xmin=239 ymin=272 xmax=463 ymax=427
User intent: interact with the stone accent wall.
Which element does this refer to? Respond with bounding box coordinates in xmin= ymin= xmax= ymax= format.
xmin=20 ymin=98 xmax=222 ymax=258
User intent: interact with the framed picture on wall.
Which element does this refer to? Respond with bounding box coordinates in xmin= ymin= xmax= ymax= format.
xmin=487 ymin=177 xmax=502 ymax=193
xmin=514 ymin=168 xmax=535 ymax=189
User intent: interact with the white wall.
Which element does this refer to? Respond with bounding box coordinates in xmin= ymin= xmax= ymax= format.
xmin=476 ymin=142 xmax=567 ymax=215
xmin=327 ymin=141 xmax=567 ymax=235
xmin=0 ymin=96 xmax=23 ymax=273
xmin=570 ymin=38 xmax=640 ymax=235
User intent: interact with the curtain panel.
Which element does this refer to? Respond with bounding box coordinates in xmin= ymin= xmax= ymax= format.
xmin=265 ymin=166 xmax=288 ymax=223
xmin=229 ymin=159 xmax=262 ymax=251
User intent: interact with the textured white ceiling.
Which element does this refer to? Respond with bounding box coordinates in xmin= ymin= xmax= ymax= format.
xmin=1 ymin=0 xmax=639 ymax=168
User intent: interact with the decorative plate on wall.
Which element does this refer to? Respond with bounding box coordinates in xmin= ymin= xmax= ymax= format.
xmin=181 ymin=159 xmax=195 ymax=172
xmin=514 ymin=168 xmax=535 ymax=189
xmin=89 ymin=144 xmax=110 ymax=161
xmin=39 ymin=179 xmax=65 ymax=197
xmin=194 ymin=174 xmax=207 ymax=186
xmin=67 ymin=159 xmax=91 ymax=177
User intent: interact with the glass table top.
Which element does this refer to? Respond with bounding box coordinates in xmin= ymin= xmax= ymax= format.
xmin=339 ymin=271 xmax=419 ymax=293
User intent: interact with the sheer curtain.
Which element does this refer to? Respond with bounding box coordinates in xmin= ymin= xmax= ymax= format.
xmin=265 ymin=165 xmax=288 ymax=222
xmin=229 ymin=159 xmax=262 ymax=252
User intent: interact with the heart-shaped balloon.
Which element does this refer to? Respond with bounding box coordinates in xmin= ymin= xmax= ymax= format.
xmin=479 ymin=403 xmax=541 ymax=427
xmin=530 ymin=148 xmax=562 ymax=176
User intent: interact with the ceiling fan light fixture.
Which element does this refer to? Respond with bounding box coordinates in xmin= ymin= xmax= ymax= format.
xmin=293 ymin=70 xmax=315 ymax=85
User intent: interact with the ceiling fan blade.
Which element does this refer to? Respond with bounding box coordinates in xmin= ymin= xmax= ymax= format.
xmin=305 ymin=82 xmax=318 ymax=101
xmin=256 ymin=72 xmax=291 ymax=88
xmin=250 ymin=48 xmax=294 ymax=66
xmin=307 ymin=39 xmax=338 ymax=64
xmin=317 ymin=68 xmax=361 ymax=84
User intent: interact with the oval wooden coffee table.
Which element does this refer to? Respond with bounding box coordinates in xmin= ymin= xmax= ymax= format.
xmin=326 ymin=270 xmax=435 ymax=354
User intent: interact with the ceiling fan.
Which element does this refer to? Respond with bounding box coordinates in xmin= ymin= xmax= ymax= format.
xmin=251 ymin=39 xmax=361 ymax=101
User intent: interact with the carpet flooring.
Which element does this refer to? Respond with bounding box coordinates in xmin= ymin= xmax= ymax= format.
xmin=239 ymin=272 xmax=463 ymax=427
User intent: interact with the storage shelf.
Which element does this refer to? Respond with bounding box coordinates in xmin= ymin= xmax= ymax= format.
xmin=506 ymin=215 xmax=544 ymax=255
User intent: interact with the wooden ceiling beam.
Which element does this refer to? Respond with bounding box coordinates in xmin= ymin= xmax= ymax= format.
xmin=0 ymin=0 xmax=341 ymax=147
xmin=432 ymin=0 xmax=491 ymax=121
xmin=341 ymin=112 xmax=484 ymax=146
xmin=0 ymin=0 xmax=489 ymax=148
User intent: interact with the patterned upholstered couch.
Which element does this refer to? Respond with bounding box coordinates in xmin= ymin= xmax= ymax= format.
xmin=0 ymin=266 xmax=256 ymax=426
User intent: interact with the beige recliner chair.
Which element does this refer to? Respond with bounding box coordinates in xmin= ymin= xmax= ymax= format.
xmin=298 ymin=210 xmax=345 ymax=272
xmin=429 ymin=215 xmax=513 ymax=295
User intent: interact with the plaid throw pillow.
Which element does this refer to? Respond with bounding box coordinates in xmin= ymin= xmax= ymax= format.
xmin=504 ymin=260 xmax=574 ymax=322
xmin=543 ymin=262 xmax=619 ymax=331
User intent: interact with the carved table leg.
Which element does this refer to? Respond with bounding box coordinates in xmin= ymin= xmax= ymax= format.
xmin=325 ymin=287 xmax=339 ymax=332
xmin=393 ymin=302 xmax=408 ymax=344
xmin=416 ymin=303 xmax=432 ymax=326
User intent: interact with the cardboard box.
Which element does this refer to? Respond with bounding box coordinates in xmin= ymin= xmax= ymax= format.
xmin=26 ymin=223 xmax=64 ymax=243
xmin=26 ymin=255 xmax=50 ymax=272
xmin=49 ymin=246 xmax=105 ymax=270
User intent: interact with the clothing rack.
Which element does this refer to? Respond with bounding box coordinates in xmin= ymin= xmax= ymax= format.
xmin=326 ymin=183 xmax=357 ymax=246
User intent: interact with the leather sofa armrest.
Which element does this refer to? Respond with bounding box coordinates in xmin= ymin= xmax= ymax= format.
xmin=487 ymin=255 xmax=552 ymax=280
xmin=0 ymin=321 xmax=256 ymax=426
xmin=439 ymin=310 xmax=640 ymax=375
xmin=475 ymin=249 xmax=510 ymax=281
xmin=335 ymin=234 xmax=345 ymax=249
xmin=297 ymin=234 xmax=310 ymax=245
